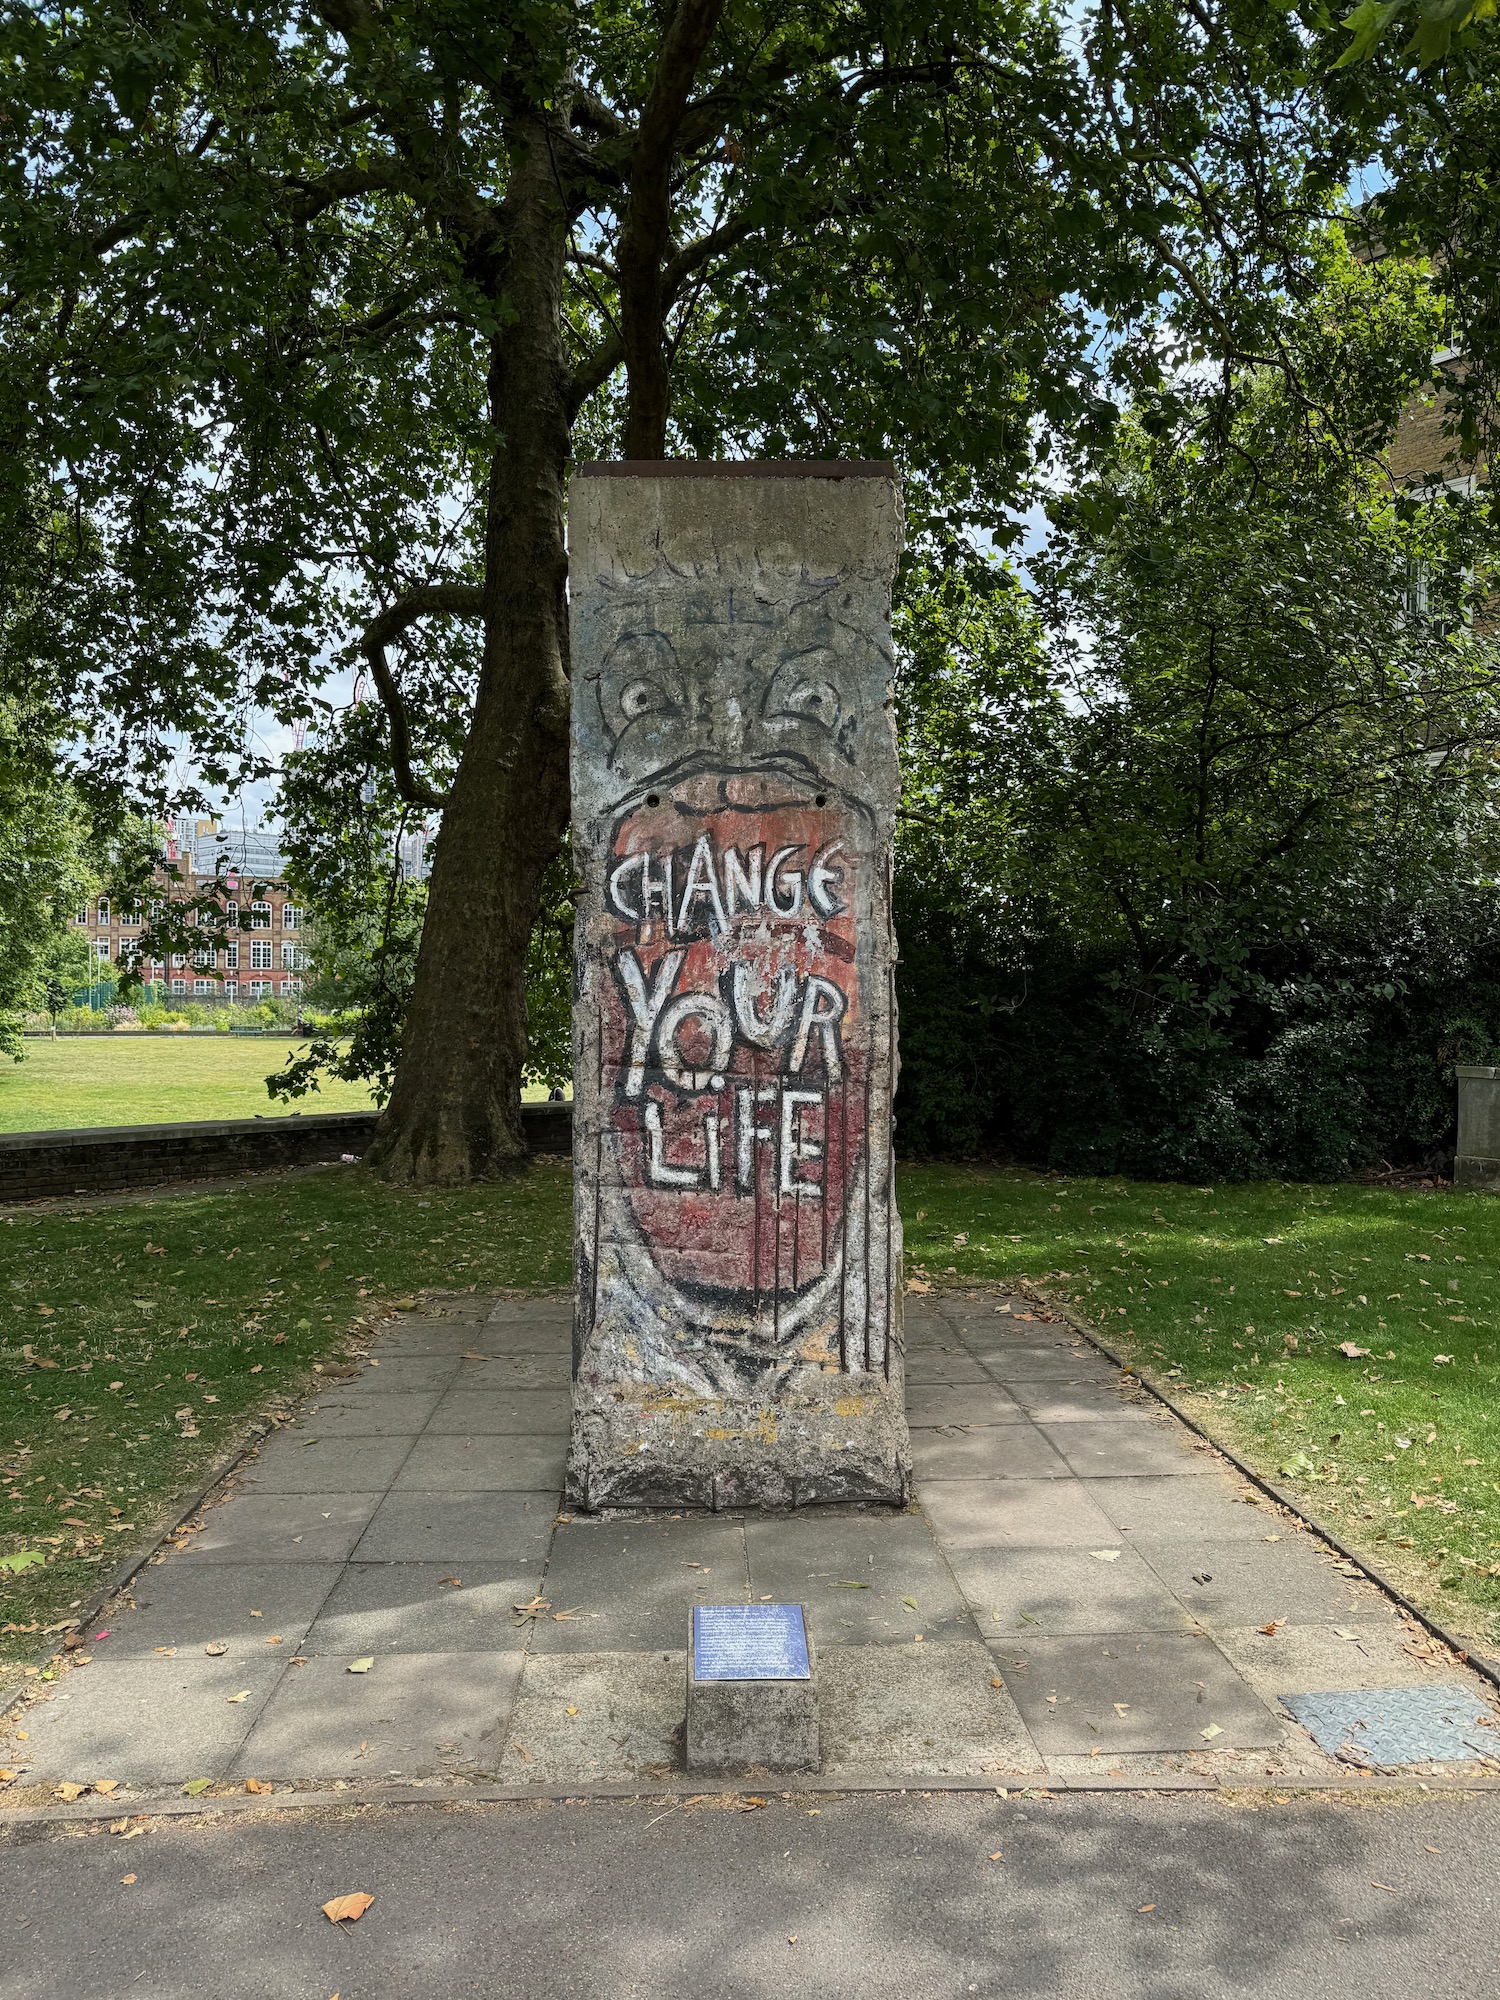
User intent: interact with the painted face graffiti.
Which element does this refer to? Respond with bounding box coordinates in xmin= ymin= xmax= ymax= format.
xmin=600 ymin=792 xmax=868 ymax=1303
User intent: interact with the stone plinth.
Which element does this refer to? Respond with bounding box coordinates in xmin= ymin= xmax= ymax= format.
xmin=1455 ymin=1065 xmax=1500 ymax=1187
xmin=566 ymin=462 xmax=910 ymax=1510
xmin=685 ymin=1603 xmax=820 ymax=1774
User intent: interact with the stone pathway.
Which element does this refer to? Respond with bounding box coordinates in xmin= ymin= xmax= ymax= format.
xmin=6 ymin=1288 xmax=1497 ymax=1793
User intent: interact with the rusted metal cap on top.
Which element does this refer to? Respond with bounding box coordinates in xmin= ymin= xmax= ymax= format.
xmin=572 ymin=459 xmax=898 ymax=479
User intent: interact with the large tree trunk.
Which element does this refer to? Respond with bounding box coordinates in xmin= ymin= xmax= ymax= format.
xmin=365 ymin=119 xmax=573 ymax=1186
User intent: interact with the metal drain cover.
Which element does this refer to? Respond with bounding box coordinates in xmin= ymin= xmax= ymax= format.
xmin=1280 ymin=1685 xmax=1499 ymax=1766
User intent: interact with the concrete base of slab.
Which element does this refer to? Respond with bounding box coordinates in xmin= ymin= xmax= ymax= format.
xmin=686 ymin=1673 xmax=820 ymax=1775
xmin=566 ymin=1376 xmax=911 ymax=1510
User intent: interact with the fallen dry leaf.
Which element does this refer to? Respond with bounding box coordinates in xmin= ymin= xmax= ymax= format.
xmin=1137 ymin=1904 xmax=1156 ymax=1914
xmin=204 ymin=1641 xmax=228 ymax=1657
xmin=93 ymin=1779 xmax=120 ymax=1796
xmin=121 ymin=1874 xmax=136 ymax=1886
xmin=245 ymin=1778 xmax=273 ymax=1795
xmin=1338 ymin=1342 xmax=1371 ymax=1360
xmin=321 ymin=1892 xmax=375 ymax=1926
xmin=347 ymin=1657 xmax=374 ymax=1675
xmin=1258 ymin=1620 xmax=1285 ymax=1636
xmin=56 ymin=1782 xmax=88 ymax=1801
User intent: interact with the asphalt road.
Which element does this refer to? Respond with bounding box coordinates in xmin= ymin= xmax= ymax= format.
xmin=3 ymin=1789 xmax=1497 ymax=1999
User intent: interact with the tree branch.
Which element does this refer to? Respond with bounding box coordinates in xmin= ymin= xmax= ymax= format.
xmin=360 ymin=585 xmax=484 ymax=810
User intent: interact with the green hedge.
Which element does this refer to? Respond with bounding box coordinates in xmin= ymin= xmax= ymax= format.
xmin=894 ymin=883 xmax=1500 ymax=1180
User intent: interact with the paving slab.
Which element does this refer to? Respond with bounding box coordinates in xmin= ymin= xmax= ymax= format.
xmin=300 ymin=1565 xmax=536 ymax=1655
xmin=316 ymin=1355 xmax=463 ymax=1396
xmin=1219 ymin=1620 xmax=1446 ymax=1700
xmin=177 ymin=1491 xmax=384 ymax=1564
xmin=290 ymin=1392 xmax=444 ymax=1436
xmin=228 ymin=1651 xmax=522 ymax=1780
xmin=909 ymin=1423 xmax=1073 ymax=1482
xmin=1135 ymin=1536 xmax=1400 ymax=1629
xmin=905 ymin=1386 xmax=1031 ymax=1428
xmin=902 ymin=1352 xmax=993 ymax=1385
xmin=1037 ymin=1418 xmax=1220 ymax=1478
xmin=350 ymin=1489 xmax=557 ymax=1565
xmin=1000 ymin=1385 xmax=1158 ymax=1424
xmin=1089 ymin=1474 xmax=1284 ymax=1541
xmin=744 ymin=1511 xmax=975 ymax=1649
xmin=238 ymin=1434 xmax=415 ymax=1494
xmin=978 ymin=1351 xmax=1125 ymax=1386
xmin=817 ymin=1641 xmax=1044 ymax=1777
xmin=946 ymin=1544 xmax=1199 ymax=1639
xmin=95 ymin=1562 xmax=342 ymax=1658
xmin=919 ymin=1476 xmax=1125 ymax=1550
xmin=496 ymin=1650 xmax=683 ymax=1782
xmin=990 ymin=1632 xmax=1288 ymax=1754
xmin=11 ymin=1653 xmax=288 ymax=1782
xmin=391 ymin=1431 xmax=568 ymax=1492
xmin=424 ymin=1389 xmax=572 ymax=1434
xmin=528 ymin=1515 xmax=747 ymax=1653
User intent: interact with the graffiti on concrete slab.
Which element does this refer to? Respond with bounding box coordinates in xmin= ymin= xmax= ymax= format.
xmin=568 ymin=466 xmax=907 ymax=1506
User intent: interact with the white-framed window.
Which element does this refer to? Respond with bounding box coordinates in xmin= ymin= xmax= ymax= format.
xmin=281 ymin=942 xmax=310 ymax=970
xmin=96 ymin=897 xmax=110 ymax=923
xmin=191 ymin=947 xmax=216 ymax=969
xmin=248 ymin=979 xmax=271 ymax=998
xmin=281 ymin=904 xmax=302 ymax=930
xmin=224 ymin=979 xmax=238 ymax=999
xmin=119 ymin=940 xmax=142 ymax=966
xmin=171 ymin=952 xmax=186 ymax=969
xmin=74 ymin=906 xmax=88 ymax=925
xmin=94 ymin=938 xmax=112 ymax=962
xmin=250 ymin=940 xmax=273 ymax=970
xmin=170 ymin=977 xmax=186 ymax=995
xmin=285 ymin=977 xmax=303 ymax=998
xmin=119 ymin=906 xmax=141 ymax=927
xmin=224 ymin=941 xmax=239 ymax=970
xmin=194 ymin=977 xmax=214 ymax=994
xmin=250 ymin=900 xmax=272 ymax=930
xmin=224 ymin=900 xmax=239 ymax=929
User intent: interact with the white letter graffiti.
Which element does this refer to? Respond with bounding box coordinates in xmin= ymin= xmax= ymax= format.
xmin=617 ymin=947 xmax=685 ymax=1098
xmin=656 ymin=990 xmax=734 ymax=1092
xmin=731 ymin=963 xmax=796 ymax=1048
xmin=764 ymin=845 xmax=804 ymax=918
xmin=677 ymin=832 xmax=728 ymax=933
xmin=780 ymin=1089 xmax=825 ymax=1198
xmin=789 ymin=975 xmax=847 ymax=1081
xmin=644 ymin=1099 xmax=700 ymax=1188
xmin=807 ymin=840 xmax=847 ymax=918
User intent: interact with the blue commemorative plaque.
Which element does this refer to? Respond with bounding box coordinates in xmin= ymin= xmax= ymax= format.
xmin=693 ymin=1603 xmax=811 ymax=1682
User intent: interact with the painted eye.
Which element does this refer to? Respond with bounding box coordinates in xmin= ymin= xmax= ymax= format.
xmin=620 ymin=679 xmax=666 ymax=719
xmin=783 ymin=679 xmax=841 ymax=728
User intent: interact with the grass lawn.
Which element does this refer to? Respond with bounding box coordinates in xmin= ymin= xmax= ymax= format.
xmin=902 ymin=1164 xmax=1500 ymax=1654
xmin=0 ymin=1035 xmax=377 ymax=1132
xmin=0 ymin=1161 xmax=571 ymax=1675
xmin=4 ymin=1157 xmax=1498 ymax=1683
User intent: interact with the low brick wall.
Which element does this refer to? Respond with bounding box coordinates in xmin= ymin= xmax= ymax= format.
xmin=0 ymin=1102 xmax=572 ymax=1203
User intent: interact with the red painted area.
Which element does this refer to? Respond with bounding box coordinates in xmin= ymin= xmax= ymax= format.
xmin=602 ymin=792 xmax=867 ymax=1304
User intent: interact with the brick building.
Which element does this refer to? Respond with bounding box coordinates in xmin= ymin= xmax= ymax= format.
xmin=77 ymin=819 xmax=310 ymax=1003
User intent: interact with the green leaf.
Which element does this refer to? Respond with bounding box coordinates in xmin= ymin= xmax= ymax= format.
xmin=181 ymin=1777 xmax=213 ymax=1796
xmin=0 ymin=1549 xmax=47 ymax=1574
